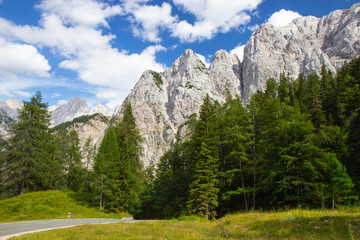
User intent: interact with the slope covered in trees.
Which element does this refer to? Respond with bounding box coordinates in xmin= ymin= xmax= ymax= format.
xmin=138 ymin=56 xmax=360 ymax=219
xmin=1 ymin=57 xmax=360 ymax=220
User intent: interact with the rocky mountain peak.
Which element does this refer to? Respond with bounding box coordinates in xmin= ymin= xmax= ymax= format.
xmin=51 ymin=97 xmax=90 ymax=126
xmin=5 ymin=99 xmax=22 ymax=111
xmin=0 ymin=99 xmax=18 ymax=120
xmin=241 ymin=3 xmax=360 ymax=100
xmin=114 ymin=4 xmax=360 ymax=167
xmin=169 ymin=49 xmax=207 ymax=78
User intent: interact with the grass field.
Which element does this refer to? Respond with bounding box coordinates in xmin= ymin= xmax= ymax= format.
xmin=10 ymin=208 xmax=360 ymax=239
xmin=0 ymin=190 xmax=130 ymax=223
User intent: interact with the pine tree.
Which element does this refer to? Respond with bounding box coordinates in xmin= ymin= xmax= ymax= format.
xmin=1 ymin=91 xmax=59 ymax=196
xmin=65 ymin=130 xmax=84 ymax=191
xmin=114 ymin=101 xmax=144 ymax=215
xmin=220 ymin=96 xmax=253 ymax=211
xmin=92 ymin=127 xmax=120 ymax=210
xmin=187 ymin=94 xmax=220 ymax=219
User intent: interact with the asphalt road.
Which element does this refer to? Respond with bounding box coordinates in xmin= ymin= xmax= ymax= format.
xmin=0 ymin=218 xmax=134 ymax=239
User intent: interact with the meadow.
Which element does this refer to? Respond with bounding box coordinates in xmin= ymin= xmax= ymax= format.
xmin=10 ymin=208 xmax=360 ymax=240
xmin=0 ymin=190 xmax=129 ymax=223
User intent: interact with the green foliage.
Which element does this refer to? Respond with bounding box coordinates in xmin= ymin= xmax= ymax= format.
xmin=92 ymin=127 xmax=120 ymax=211
xmin=54 ymin=113 xmax=108 ymax=132
xmin=150 ymin=70 xmax=163 ymax=90
xmin=187 ymin=94 xmax=221 ymax=219
xmin=1 ymin=91 xmax=59 ymax=196
xmin=141 ymin=57 xmax=360 ymax=220
xmin=114 ymin=101 xmax=144 ymax=216
xmin=13 ymin=208 xmax=360 ymax=240
xmin=54 ymin=129 xmax=84 ymax=192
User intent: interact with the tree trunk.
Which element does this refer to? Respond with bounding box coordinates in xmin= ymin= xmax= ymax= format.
xmin=252 ymin=109 xmax=257 ymax=210
xmin=332 ymin=183 xmax=335 ymax=209
xmin=19 ymin=180 xmax=24 ymax=195
xmin=239 ymin=156 xmax=248 ymax=211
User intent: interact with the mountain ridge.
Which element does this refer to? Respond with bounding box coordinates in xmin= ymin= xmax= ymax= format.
xmin=116 ymin=3 xmax=360 ymax=167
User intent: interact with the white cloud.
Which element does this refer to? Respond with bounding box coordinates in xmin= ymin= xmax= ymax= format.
xmin=267 ymin=9 xmax=302 ymax=27
xmin=196 ymin=53 xmax=210 ymax=68
xmin=122 ymin=0 xmax=263 ymax=43
xmin=129 ymin=2 xmax=177 ymax=42
xmin=248 ymin=24 xmax=259 ymax=32
xmin=13 ymin=90 xmax=32 ymax=98
xmin=36 ymin=0 xmax=123 ymax=27
xmin=57 ymin=99 xmax=68 ymax=105
xmin=0 ymin=0 xmax=166 ymax=106
xmin=171 ymin=0 xmax=262 ymax=42
xmin=51 ymin=93 xmax=61 ymax=98
xmin=0 ymin=37 xmax=51 ymax=77
xmin=230 ymin=44 xmax=245 ymax=62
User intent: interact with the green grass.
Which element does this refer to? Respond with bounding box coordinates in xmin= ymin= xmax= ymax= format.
xmin=0 ymin=190 xmax=130 ymax=223
xmin=10 ymin=208 xmax=360 ymax=239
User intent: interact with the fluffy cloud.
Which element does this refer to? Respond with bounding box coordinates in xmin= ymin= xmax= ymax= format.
xmin=128 ymin=2 xmax=177 ymax=42
xmin=196 ymin=53 xmax=211 ymax=68
xmin=123 ymin=0 xmax=263 ymax=43
xmin=230 ymin=44 xmax=246 ymax=62
xmin=0 ymin=0 xmax=165 ymax=106
xmin=267 ymin=9 xmax=302 ymax=27
xmin=36 ymin=0 xmax=123 ymax=27
xmin=0 ymin=38 xmax=51 ymax=78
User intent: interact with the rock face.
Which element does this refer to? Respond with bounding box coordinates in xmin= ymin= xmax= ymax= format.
xmin=0 ymin=99 xmax=20 ymax=120
xmin=116 ymin=4 xmax=360 ymax=167
xmin=50 ymin=97 xmax=114 ymax=126
xmin=60 ymin=113 xmax=110 ymax=160
xmin=241 ymin=3 xmax=360 ymax=100
xmin=51 ymin=97 xmax=90 ymax=126
xmin=117 ymin=49 xmax=242 ymax=167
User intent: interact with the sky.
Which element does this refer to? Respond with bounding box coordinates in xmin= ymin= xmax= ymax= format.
xmin=0 ymin=0 xmax=358 ymax=108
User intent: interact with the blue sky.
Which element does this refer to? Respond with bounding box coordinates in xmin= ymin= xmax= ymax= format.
xmin=0 ymin=0 xmax=357 ymax=108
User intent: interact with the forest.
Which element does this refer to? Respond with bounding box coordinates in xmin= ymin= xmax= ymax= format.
xmin=0 ymin=56 xmax=359 ymax=220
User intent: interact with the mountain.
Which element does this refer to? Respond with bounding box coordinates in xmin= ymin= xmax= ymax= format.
xmin=55 ymin=113 xmax=110 ymax=157
xmin=51 ymin=97 xmax=90 ymax=126
xmin=115 ymin=3 xmax=360 ymax=167
xmin=0 ymin=99 xmax=20 ymax=138
xmin=50 ymin=97 xmax=114 ymax=126
xmin=116 ymin=49 xmax=242 ymax=166
xmin=242 ymin=3 xmax=360 ymax=100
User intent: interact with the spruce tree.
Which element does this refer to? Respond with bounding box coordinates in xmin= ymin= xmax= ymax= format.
xmin=83 ymin=136 xmax=94 ymax=192
xmin=220 ymin=96 xmax=253 ymax=211
xmin=92 ymin=127 xmax=120 ymax=210
xmin=2 ymin=91 xmax=58 ymax=196
xmin=114 ymin=101 xmax=144 ymax=215
xmin=187 ymin=94 xmax=220 ymax=219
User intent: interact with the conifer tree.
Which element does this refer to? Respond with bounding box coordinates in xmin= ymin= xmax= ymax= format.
xmin=83 ymin=136 xmax=94 ymax=191
xmin=220 ymin=96 xmax=253 ymax=211
xmin=92 ymin=127 xmax=119 ymax=210
xmin=187 ymin=94 xmax=220 ymax=219
xmin=2 ymin=91 xmax=59 ymax=195
xmin=114 ymin=101 xmax=144 ymax=214
xmin=65 ymin=130 xmax=84 ymax=191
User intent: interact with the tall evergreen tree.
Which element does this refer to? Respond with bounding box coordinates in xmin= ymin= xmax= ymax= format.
xmin=187 ymin=94 xmax=220 ymax=219
xmin=220 ymin=96 xmax=253 ymax=211
xmin=92 ymin=127 xmax=119 ymax=210
xmin=64 ymin=130 xmax=84 ymax=191
xmin=115 ymin=101 xmax=144 ymax=215
xmin=1 ymin=91 xmax=59 ymax=196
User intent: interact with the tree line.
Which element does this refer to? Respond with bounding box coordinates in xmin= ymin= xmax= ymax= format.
xmin=0 ymin=56 xmax=359 ymax=219
xmin=0 ymin=94 xmax=144 ymax=216
xmin=139 ymin=56 xmax=360 ymax=219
